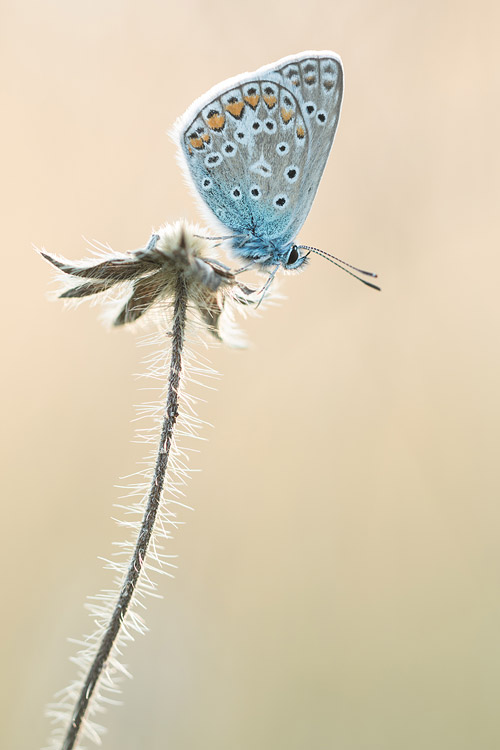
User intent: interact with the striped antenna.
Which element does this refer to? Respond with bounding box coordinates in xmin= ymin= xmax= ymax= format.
xmin=297 ymin=245 xmax=380 ymax=291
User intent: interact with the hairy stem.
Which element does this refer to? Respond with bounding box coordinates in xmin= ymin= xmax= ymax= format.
xmin=61 ymin=277 xmax=188 ymax=750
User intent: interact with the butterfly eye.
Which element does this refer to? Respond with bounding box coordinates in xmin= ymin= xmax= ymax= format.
xmin=287 ymin=245 xmax=300 ymax=266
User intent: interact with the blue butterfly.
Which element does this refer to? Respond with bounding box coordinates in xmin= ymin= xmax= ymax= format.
xmin=174 ymin=51 xmax=378 ymax=290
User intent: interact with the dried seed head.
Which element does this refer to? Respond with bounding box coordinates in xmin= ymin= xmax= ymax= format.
xmin=39 ymin=221 xmax=258 ymax=344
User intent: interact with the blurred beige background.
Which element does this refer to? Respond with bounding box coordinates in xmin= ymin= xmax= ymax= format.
xmin=2 ymin=1 xmax=499 ymax=748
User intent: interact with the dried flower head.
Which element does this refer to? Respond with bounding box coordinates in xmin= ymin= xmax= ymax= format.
xmin=39 ymin=221 xmax=258 ymax=343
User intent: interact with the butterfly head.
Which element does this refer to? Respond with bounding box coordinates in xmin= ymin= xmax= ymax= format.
xmin=284 ymin=243 xmax=309 ymax=271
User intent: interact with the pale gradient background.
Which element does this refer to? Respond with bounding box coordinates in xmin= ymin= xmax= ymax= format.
xmin=2 ymin=1 xmax=499 ymax=749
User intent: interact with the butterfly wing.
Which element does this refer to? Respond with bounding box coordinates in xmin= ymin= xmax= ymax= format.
xmin=173 ymin=51 xmax=343 ymax=245
xmin=272 ymin=53 xmax=343 ymax=242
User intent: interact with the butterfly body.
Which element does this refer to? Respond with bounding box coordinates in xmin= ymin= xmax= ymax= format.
xmin=173 ymin=51 xmax=344 ymax=272
xmin=229 ymin=234 xmax=300 ymax=269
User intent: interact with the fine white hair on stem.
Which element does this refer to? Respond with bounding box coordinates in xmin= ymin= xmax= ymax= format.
xmin=39 ymin=224 xmax=263 ymax=750
xmin=44 ymin=321 xmax=211 ymax=749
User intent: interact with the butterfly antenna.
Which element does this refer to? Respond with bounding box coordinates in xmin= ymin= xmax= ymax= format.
xmin=298 ymin=245 xmax=381 ymax=291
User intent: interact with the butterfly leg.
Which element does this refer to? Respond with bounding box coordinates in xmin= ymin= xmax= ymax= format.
xmin=193 ymin=233 xmax=247 ymax=242
xmin=255 ymin=264 xmax=280 ymax=309
xmin=233 ymin=260 xmax=258 ymax=275
xmin=233 ymin=254 xmax=275 ymax=275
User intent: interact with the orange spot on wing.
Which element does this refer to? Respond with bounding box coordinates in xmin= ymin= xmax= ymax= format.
xmin=280 ymin=107 xmax=294 ymax=124
xmin=296 ymin=125 xmax=305 ymax=139
xmin=189 ymin=137 xmax=205 ymax=149
xmin=244 ymin=94 xmax=260 ymax=109
xmin=206 ymin=113 xmax=225 ymax=131
xmin=226 ymin=100 xmax=245 ymax=118
xmin=201 ymin=133 xmax=210 ymax=142
xmin=263 ymin=94 xmax=277 ymax=108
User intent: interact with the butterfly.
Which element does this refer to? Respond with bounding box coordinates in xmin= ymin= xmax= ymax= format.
xmin=173 ymin=51 xmax=379 ymax=291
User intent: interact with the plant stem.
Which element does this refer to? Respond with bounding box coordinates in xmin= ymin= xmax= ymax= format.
xmin=61 ymin=276 xmax=188 ymax=750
